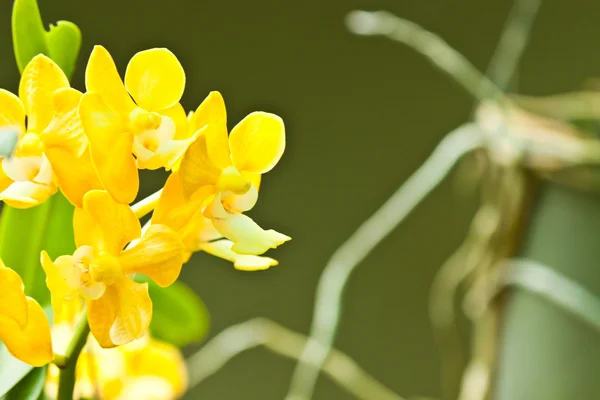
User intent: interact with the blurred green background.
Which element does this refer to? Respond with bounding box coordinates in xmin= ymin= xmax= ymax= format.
xmin=1 ymin=0 xmax=599 ymax=398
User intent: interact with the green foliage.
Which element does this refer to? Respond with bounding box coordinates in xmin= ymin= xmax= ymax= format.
xmin=0 ymin=201 xmax=53 ymax=304
xmin=1 ymin=366 xmax=47 ymax=400
xmin=12 ymin=0 xmax=81 ymax=76
xmin=0 ymin=344 xmax=34 ymax=398
xmin=137 ymin=276 xmax=210 ymax=347
xmin=46 ymin=21 xmax=82 ymax=80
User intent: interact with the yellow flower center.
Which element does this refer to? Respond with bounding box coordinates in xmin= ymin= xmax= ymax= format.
xmin=90 ymin=252 xmax=122 ymax=286
xmin=217 ymin=166 xmax=251 ymax=195
xmin=142 ymin=136 xmax=160 ymax=153
xmin=129 ymin=108 xmax=162 ymax=134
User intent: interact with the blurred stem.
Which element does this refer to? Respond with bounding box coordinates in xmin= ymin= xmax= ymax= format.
xmin=56 ymin=311 xmax=89 ymax=400
xmin=285 ymin=124 xmax=484 ymax=400
xmin=131 ymin=189 xmax=162 ymax=219
xmin=187 ymin=318 xmax=404 ymax=400
xmin=482 ymin=0 xmax=541 ymax=93
xmin=346 ymin=10 xmax=504 ymax=102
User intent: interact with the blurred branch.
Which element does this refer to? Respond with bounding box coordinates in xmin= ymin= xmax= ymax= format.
xmin=511 ymin=91 xmax=600 ymax=121
xmin=483 ymin=0 xmax=541 ymax=92
xmin=464 ymin=259 xmax=600 ymax=332
xmin=186 ymin=318 xmax=405 ymax=400
xmin=345 ymin=10 xmax=503 ymax=102
xmin=285 ymin=124 xmax=485 ymax=400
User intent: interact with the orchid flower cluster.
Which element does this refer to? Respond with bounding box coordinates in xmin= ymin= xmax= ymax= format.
xmin=0 ymin=45 xmax=289 ymax=398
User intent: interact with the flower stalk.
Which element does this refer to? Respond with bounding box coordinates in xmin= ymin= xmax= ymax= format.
xmin=55 ymin=311 xmax=90 ymax=400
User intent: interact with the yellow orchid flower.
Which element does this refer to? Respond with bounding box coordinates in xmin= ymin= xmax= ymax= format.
xmin=79 ymin=45 xmax=190 ymax=204
xmin=46 ymin=312 xmax=186 ymax=400
xmin=153 ymin=171 xmax=279 ymax=270
xmin=41 ymin=190 xmax=185 ymax=348
xmin=0 ymin=55 xmax=65 ymax=207
xmin=0 ymin=261 xmax=52 ymax=366
xmin=0 ymin=54 xmax=101 ymax=208
xmin=176 ymin=91 xmax=290 ymax=255
xmin=41 ymin=87 xmax=104 ymax=207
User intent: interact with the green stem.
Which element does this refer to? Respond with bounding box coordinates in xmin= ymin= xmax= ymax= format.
xmin=56 ymin=311 xmax=90 ymax=400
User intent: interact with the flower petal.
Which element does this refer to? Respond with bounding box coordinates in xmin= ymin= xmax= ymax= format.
xmin=153 ymin=173 xmax=219 ymax=251
xmin=0 ymin=89 xmax=26 ymax=135
xmin=222 ymin=184 xmax=258 ymax=213
xmin=46 ymin=147 xmax=103 ymax=208
xmin=229 ymin=112 xmax=285 ymax=174
xmin=79 ymin=92 xmax=138 ymax=204
xmin=119 ymin=224 xmax=184 ymax=287
xmin=179 ymin=133 xmax=221 ymax=196
xmin=87 ymin=279 xmax=152 ymax=348
xmin=19 ymin=55 xmax=69 ymax=132
xmin=41 ymin=88 xmax=88 ymax=157
xmin=73 ymin=208 xmax=103 ymax=250
xmin=0 ymin=297 xmax=53 ymax=366
xmin=201 ymin=239 xmax=278 ymax=271
xmin=120 ymin=338 xmax=187 ymax=398
xmin=162 ymin=103 xmax=189 ymax=141
xmin=0 ymin=263 xmax=28 ymax=327
xmin=189 ymin=91 xmax=230 ymax=169
xmin=40 ymin=251 xmax=80 ymax=322
xmin=124 ymin=48 xmax=185 ymax=111
xmin=85 ymin=46 xmax=135 ymax=114
xmin=0 ymin=181 xmax=56 ymax=208
xmin=205 ymin=197 xmax=291 ymax=255
xmin=81 ymin=190 xmax=141 ymax=255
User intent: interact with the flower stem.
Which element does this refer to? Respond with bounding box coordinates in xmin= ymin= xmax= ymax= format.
xmin=131 ymin=190 xmax=162 ymax=219
xmin=56 ymin=311 xmax=90 ymax=400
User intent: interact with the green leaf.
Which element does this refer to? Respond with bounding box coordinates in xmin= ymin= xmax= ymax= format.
xmin=12 ymin=0 xmax=81 ymax=77
xmin=0 ymin=343 xmax=33 ymax=398
xmin=42 ymin=193 xmax=76 ymax=260
xmin=1 ymin=366 xmax=47 ymax=400
xmin=137 ymin=276 xmax=210 ymax=347
xmin=46 ymin=21 xmax=81 ymax=80
xmin=0 ymin=201 xmax=53 ymax=305
xmin=11 ymin=0 xmax=50 ymax=73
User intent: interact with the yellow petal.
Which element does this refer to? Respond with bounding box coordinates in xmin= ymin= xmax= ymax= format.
xmin=81 ymin=190 xmax=141 ymax=255
xmin=41 ymin=88 xmax=88 ymax=157
xmin=119 ymin=224 xmax=184 ymax=287
xmin=85 ymin=46 xmax=135 ymax=114
xmin=46 ymin=147 xmax=103 ymax=208
xmin=222 ymin=183 xmax=258 ymax=213
xmin=229 ymin=112 xmax=285 ymax=174
xmin=73 ymin=208 xmax=103 ymax=250
xmin=124 ymin=48 xmax=185 ymax=111
xmin=189 ymin=91 xmax=230 ymax=169
xmin=40 ymin=251 xmax=80 ymax=322
xmin=201 ymin=239 xmax=278 ymax=271
xmin=206 ymin=197 xmax=290 ymax=255
xmin=162 ymin=103 xmax=189 ymax=140
xmin=0 ymin=263 xmax=28 ymax=328
xmin=87 ymin=279 xmax=152 ymax=348
xmin=0 ymin=89 xmax=26 ymax=135
xmin=153 ymin=173 xmax=219 ymax=251
xmin=0 ymin=297 xmax=53 ymax=366
xmin=0 ymin=180 xmax=56 ymax=208
xmin=179 ymin=133 xmax=221 ymax=196
xmin=19 ymin=55 xmax=69 ymax=132
xmin=120 ymin=337 xmax=187 ymax=398
xmin=79 ymin=92 xmax=138 ymax=204
xmin=134 ymin=137 xmax=191 ymax=171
